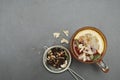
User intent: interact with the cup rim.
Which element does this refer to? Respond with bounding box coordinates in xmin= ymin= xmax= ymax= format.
xmin=70 ymin=26 xmax=107 ymax=64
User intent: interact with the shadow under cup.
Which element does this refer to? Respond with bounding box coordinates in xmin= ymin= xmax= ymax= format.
xmin=70 ymin=26 xmax=109 ymax=73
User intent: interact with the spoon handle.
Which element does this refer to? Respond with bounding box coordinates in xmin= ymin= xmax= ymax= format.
xmin=68 ymin=68 xmax=85 ymax=80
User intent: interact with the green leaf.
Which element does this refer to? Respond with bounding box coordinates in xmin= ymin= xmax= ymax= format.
xmin=92 ymin=54 xmax=101 ymax=61
xmin=90 ymin=54 xmax=94 ymax=60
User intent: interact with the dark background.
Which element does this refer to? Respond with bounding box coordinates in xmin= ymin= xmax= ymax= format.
xmin=0 ymin=0 xmax=120 ymax=80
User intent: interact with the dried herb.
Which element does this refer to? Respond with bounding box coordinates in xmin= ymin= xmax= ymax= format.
xmin=92 ymin=54 xmax=101 ymax=61
xmin=47 ymin=47 xmax=68 ymax=69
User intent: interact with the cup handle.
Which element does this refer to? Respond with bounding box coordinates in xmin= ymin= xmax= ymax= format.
xmin=96 ymin=60 xmax=109 ymax=73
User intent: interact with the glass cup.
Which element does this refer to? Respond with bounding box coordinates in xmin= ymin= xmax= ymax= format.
xmin=70 ymin=26 xmax=109 ymax=73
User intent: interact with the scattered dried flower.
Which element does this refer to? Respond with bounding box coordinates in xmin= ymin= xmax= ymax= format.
xmin=63 ymin=30 xmax=69 ymax=36
xmin=53 ymin=32 xmax=60 ymax=38
xmin=61 ymin=38 xmax=69 ymax=44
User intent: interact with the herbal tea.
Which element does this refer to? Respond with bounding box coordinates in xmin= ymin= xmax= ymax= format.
xmin=72 ymin=29 xmax=105 ymax=62
xmin=70 ymin=27 xmax=109 ymax=73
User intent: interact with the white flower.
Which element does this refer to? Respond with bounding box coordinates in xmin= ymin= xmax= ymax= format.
xmin=78 ymin=44 xmax=85 ymax=53
xmin=63 ymin=30 xmax=69 ymax=36
xmin=78 ymin=53 xmax=87 ymax=62
xmin=83 ymin=46 xmax=94 ymax=55
xmin=61 ymin=38 xmax=69 ymax=44
xmin=61 ymin=60 xmax=67 ymax=68
xmin=53 ymin=32 xmax=60 ymax=38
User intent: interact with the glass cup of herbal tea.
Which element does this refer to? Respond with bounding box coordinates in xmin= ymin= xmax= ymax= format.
xmin=70 ymin=26 xmax=109 ymax=73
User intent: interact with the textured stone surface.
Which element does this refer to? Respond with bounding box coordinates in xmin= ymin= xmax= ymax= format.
xmin=0 ymin=0 xmax=120 ymax=80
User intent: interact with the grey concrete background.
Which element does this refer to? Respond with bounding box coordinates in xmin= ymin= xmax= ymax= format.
xmin=0 ymin=0 xmax=120 ymax=80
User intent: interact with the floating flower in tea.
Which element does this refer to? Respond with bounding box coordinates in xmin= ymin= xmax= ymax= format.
xmin=73 ymin=33 xmax=101 ymax=62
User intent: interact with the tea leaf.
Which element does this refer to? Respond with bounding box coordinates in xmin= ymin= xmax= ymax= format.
xmin=92 ymin=54 xmax=101 ymax=61
xmin=90 ymin=54 xmax=94 ymax=60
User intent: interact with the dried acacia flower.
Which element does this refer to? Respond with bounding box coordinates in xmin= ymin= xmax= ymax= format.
xmin=63 ymin=30 xmax=69 ymax=36
xmin=61 ymin=38 xmax=69 ymax=44
xmin=46 ymin=47 xmax=68 ymax=69
xmin=53 ymin=32 xmax=60 ymax=38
